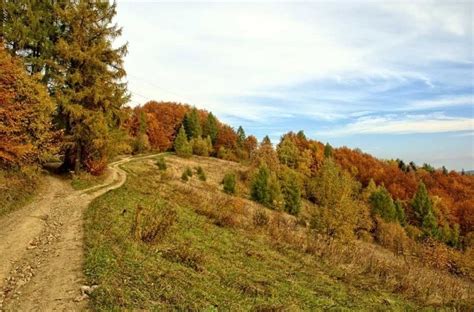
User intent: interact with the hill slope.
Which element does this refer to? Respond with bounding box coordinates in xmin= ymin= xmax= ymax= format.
xmin=83 ymin=155 xmax=472 ymax=310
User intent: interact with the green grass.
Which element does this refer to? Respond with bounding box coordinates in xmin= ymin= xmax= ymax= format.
xmin=71 ymin=171 xmax=108 ymax=190
xmin=84 ymin=159 xmax=421 ymax=311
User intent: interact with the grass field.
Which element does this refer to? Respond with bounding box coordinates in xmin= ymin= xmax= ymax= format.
xmin=84 ymin=155 xmax=472 ymax=311
xmin=0 ymin=167 xmax=40 ymax=216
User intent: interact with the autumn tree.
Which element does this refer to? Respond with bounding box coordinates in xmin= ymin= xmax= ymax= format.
xmin=0 ymin=47 xmax=55 ymax=168
xmin=277 ymin=136 xmax=299 ymax=168
xmin=310 ymin=158 xmax=359 ymax=239
xmin=174 ymin=126 xmax=192 ymax=157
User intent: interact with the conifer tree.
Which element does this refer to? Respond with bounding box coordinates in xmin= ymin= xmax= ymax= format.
xmin=203 ymin=112 xmax=219 ymax=144
xmin=394 ymin=200 xmax=406 ymax=226
xmin=369 ymin=186 xmax=397 ymax=222
xmin=174 ymin=126 xmax=192 ymax=157
xmin=324 ymin=143 xmax=333 ymax=158
xmin=236 ymin=126 xmax=246 ymax=147
xmin=280 ymin=168 xmax=301 ymax=215
xmin=183 ymin=107 xmax=202 ymax=139
xmin=412 ymin=181 xmax=438 ymax=237
xmin=251 ymin=164 xmax=271 ymax=207
xmin=56 ymin=2 xmax=129 ymax=173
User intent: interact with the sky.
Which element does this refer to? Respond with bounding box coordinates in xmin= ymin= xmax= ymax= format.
xmin=115 ymin=0 xmax=474 ymax=170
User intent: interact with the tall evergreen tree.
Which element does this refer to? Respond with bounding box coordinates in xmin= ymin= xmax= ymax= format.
xmin=280 ymin=168 xmax=301 ymax=215
xmin=324 ymin=143 xmax=333 ymax=158
xmin=183 ymin=107 xmax=202 ymax=139
xmin=236 ymin=126 xmax=246 ymax=147
xmin=412 ymin=181 xmax=438 ymax=237
xmin=203 ymin=112 xmax=218 ymax=144
xmin=174 ymin=126 xmax=192 ymax=157
xmin=1 ymin=1 xmax=59 ymax=83
xmin=369 ymin=186 xmax=397 ymax=222
xmin=54 ymin=2 xmax=129 ymax=173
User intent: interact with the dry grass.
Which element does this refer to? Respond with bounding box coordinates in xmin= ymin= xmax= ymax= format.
xmin=131 ymin=204 xmax=177 ymax=243
xmin=160 ymin=154 xmax=474 ymax=309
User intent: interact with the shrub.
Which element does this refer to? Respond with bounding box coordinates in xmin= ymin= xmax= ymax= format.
xmin=222 ymin=172 xmax=236 ymax=194
xmin=131 ymin=204 xmax=177 ymax=243
xmin=156 ymin=157 xmax=167 ymax=170
xmin=196 ymin=166 xmax=206 ymax=181
xmin=181 ymin=168 xmax=192 ymax=182
xmin=162 ymin=244 xmax=205 ymax=272
xmin=374 ymin=218 xmax=410 ymax=254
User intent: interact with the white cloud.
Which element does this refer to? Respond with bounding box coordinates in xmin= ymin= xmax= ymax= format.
xmin=321 ymin=113 xmax=474 ymax=136
xmin=406 ymin=95 xmax=474 ymax=110
xmin=116 ymin=1 xmax=472 ymax=116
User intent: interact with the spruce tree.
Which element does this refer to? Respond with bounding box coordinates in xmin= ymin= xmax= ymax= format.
xmin=251 ymin=164 xmax=271 ymax=206
xmin=412 ymin=181 xmax=438 ymax=237
xmin=203 ymin=112 xmax=218 ymax=144
xmin=183 ymin=107 xmax=202 ymax=139
xmin=369 ymin=186 xmax=397 ymax=222
xmin=324 ymin=143 xmax=333 ymax=158
xmin=394 ymin=200 xmax=406 ymax=226
xmin=236 ymin=126 xmax=246 ymax=147
xmin=280 ymin=168 xmax=301 ymax=215
xmin=174 ymin=126 xmax=192 ymax=157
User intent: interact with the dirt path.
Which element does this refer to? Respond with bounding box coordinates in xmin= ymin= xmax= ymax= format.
xmin=0 ymin=155 xmax=156 ymax=311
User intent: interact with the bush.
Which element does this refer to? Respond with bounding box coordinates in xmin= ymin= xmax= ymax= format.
xmin=131 ymin=204 xmax=177 ymax=243
xmin=181 ymin=172 xmax=189 ymax=182
xmin=156 ymin=157 xmax=167 ymax=170
xmin=196 ymin=166 xmax=206 ymax=181
xmin=374 ymin=218 xmax=410 ymax=254
xmin=162 ymin=244 xmax=205 ymax=272
xmin=222 ymin=172 xmax=236 ymax=194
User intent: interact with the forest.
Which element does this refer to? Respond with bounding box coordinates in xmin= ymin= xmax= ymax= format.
xmin=0 ymin=1 xmax=473 ymax=309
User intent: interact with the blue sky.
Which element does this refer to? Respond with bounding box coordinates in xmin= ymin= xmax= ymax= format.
xmin=116 ymin=1 xmax=473 ymax=170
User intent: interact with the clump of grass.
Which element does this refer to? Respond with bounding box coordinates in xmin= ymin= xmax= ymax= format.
xmin=253 ymin=209 xmax=269 ymax=227
xmin=222 ymin=172 xmax=236 ymax=194
xmin=162 ymin=244 xmax=205 ymax=272
xmin=131 ymin=204 xmax=177 ymax=243
xmin=156 ymin=157 xmax=167 ymax=170
xmin=195 ymin=166 xmax=206 ymax=181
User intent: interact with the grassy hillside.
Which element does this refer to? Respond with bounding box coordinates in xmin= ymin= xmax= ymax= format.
xmin=84 ymin=155 xmax=473 ymax=311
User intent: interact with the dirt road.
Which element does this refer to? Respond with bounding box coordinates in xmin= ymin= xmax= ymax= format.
xmin=0 ymin=155 xmax=153 ymax=311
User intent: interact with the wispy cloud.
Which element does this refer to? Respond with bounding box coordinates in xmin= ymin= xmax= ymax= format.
xmin=321 ymin=113 xmax=474 ymax=136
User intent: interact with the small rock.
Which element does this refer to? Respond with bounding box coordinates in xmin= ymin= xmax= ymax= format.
xmin=80 ymin=285 xmax=98 ymax=296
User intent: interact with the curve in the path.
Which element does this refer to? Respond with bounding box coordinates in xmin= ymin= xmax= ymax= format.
xmin=0 ymin=153 xmax=160 ymax=311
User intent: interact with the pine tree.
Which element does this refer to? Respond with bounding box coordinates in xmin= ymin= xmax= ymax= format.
xmin=394 ymin=200 xmax=406 ymax=226
xmin=369 ymin=186 xmax=397 ymax=222
xmin=324 ymin=143 xmax=333 ymax=158
xmin=280 ymin=168 xmax=301 ymax=215
xmin=203 ymin=112 xmax=219 ymax=144
xmin=251 ymin=164 xmax=271 ymax=206
xmin=183 ymin=107 xmax=202 ymax=139
xmin=174 ymin=126 xmax=192 ymax=157
xmin=54 ymin=2 xmax=129 ymax=173
xmin=222 ymin=172 xmax=236 ymax=194
xmin=412 ymin=181 xmax=432 ymax=224
xmin=236 ymin=126 xmax=246 ymax=147
xmin=1 ymin=1 xmax=59 ymax=82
